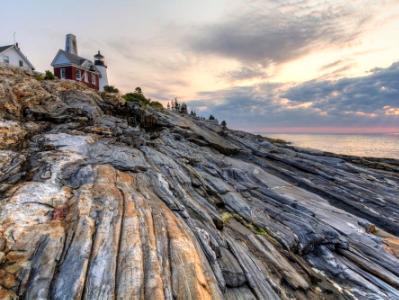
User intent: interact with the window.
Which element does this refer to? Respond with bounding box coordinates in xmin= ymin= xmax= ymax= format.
xmin=84 ymin=72 xmax=88 ymax=83
xmin=76 ymin=69 xmax=81 ymax=81
xmin=19 ymin=60 xmax=23 ymax=67
xmin=92 ymin=74 xmax=96 ymax=85
xmin=3 ymin=56 xmax=9 ymax=64
xmin=60 ymin=68 xmax=66 ymax=79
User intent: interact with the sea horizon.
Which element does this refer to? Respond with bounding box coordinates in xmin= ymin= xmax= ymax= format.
xmin=260 ymin=132 xmax=399 ymax=159
xmin=257 ymin=131 xmax=399 ymax=135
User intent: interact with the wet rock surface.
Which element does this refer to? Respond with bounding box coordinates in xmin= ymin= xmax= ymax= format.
xmin=1 ymin=66 xmax=399 ymax=299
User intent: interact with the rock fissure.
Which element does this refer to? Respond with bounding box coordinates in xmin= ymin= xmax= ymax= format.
xmin=114 ymin=175 xmax=126 ymax=299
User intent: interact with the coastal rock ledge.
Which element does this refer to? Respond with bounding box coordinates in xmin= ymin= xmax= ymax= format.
xmin=0 ymin=66 xmax=399 ymax=300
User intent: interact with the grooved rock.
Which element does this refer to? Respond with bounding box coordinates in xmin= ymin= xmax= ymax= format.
xmin=1 ymin=66 xmax=399 ymax=299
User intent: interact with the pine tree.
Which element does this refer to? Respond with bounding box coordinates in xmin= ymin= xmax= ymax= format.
xmin=135 ymin=87 xmax=143 ymax=95
xmin=220 ymin=120 xmax=227 ymax=136
xmin=221 ymin=120 xmax=227 ymax=129
xmin=180 ymin=103 xmax=188 ymax=114
xmin=173 ymin=98 xmax=179 ymax=111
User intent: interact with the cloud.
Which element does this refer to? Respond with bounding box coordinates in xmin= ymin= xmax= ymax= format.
xmin=189 ymin=0 xmax=376 ymax=66
xmin=320 ymin=60 xmax=346 ymax=71
xmin=384 ymin=106 xmax=399 ymax=116
xmin=223 ymin=65 xmax=268 ymax=82
xmin=318 ymin=64 xmax=356 ymax=80
xmin=188 ymin=61 xmax=399 ymax=131
xmin=283 ymin=62 xmax=399 ymax=112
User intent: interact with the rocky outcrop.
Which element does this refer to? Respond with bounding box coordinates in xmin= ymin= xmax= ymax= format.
xmin=0 ymin=66 xmax=399 ymax=299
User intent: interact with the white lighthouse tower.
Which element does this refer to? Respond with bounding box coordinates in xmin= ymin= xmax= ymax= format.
xmin=94 ymin=51 xmax=108 ymax=91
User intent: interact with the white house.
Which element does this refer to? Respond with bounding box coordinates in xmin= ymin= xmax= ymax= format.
xmin=0 ymin=44 xmax=35 ymax=71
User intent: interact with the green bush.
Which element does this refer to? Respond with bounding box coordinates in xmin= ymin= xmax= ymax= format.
xmin=149 ymin=101 xmax=164 ymax=110
xmin=123 ymin=87 xmax=163 ymax=109
xmin=123 ymin=92 xmax=150 ymax=106
xmin=104 ymin=85 xmax=119 ymax=93
xmin=34 ymin=73 xmax=44 ymax=81
xmin=44 ymin=70 xmax=55 ymax=80
xmin=124 ymin=88 xmax=152 ymax=107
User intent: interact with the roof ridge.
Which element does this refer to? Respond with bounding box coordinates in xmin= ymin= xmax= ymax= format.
xmin=0 ymin=45 xmax=14 ymax=53
xmin=53 ymin=49 xmax=99 ymax=73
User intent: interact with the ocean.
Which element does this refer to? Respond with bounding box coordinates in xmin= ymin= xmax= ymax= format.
xmin=264 ymin=133 xmax=399 ymax=159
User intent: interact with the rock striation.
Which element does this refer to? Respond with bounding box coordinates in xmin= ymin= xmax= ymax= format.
xmin=0 ymin=66 xmax=399 ymax=299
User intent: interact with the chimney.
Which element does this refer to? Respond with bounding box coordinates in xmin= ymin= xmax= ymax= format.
xmin=65 ymin=34 xmax=78 ymax=55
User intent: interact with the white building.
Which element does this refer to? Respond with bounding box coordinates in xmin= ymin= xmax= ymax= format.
xmin=94 ymin=50 xmax=109 ymax=91
xmin=0 ymin=44 xmax=35 ymax=71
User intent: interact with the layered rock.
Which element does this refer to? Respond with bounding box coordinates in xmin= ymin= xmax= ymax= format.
xmin=0 ymin=66 xmax=399 ymax=299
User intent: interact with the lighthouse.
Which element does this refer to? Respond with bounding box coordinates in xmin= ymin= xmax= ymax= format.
xmin=94 ymin=51 xmax=108 ymax=91
xmin=52 ymin=34 xmax=110 ymax=91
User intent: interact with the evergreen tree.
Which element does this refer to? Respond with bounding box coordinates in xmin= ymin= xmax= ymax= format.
xmin=172 ymin=98 xmax=179 ymax=110
xmin=180 ymin=103 xmax=188 ymax=114
xmin=220 ymin=120 xmax=227 ymax=136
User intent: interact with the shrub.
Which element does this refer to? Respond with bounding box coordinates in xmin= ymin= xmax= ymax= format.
xmin=123 ymin=92 xmax=150 ymax=106
xmin=34 ymin=73 xmax=44 ymax=81
xmin=209 ymin=114 xmax=215 ymax=120
xmin=44 ymin=70 xmax=55 ymax=80
xmin=104 ymin=85 xmax=119 ymax=93
xmin=149 ymin=101 xmax=164 ymax=110
xmin=123 ymin=87 xmax=159 ymax=108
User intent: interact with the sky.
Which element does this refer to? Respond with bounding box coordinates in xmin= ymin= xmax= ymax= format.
xmin=1 ymin=0 xmax=399 ymax=133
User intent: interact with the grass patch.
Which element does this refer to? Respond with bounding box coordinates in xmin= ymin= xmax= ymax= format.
xmin=244 ymin=223 xmax=268 ymax=236
xmin=221 ymin=212 xmax=236 ymax=223
xmin=220 ymin=212 xmax=267 ymax=236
